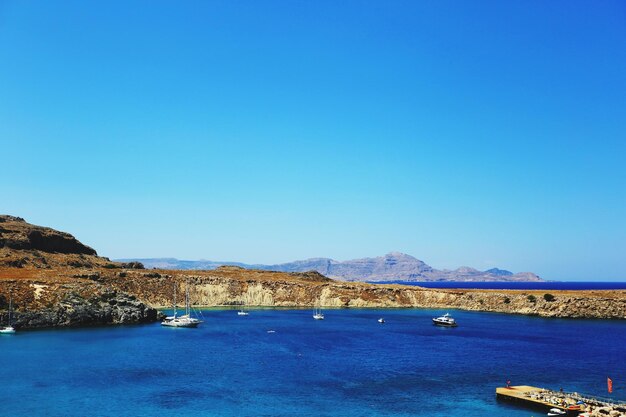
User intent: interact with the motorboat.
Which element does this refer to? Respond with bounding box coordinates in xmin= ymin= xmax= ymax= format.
xmin=378 ymin=318 xmax=385 ymax=323
xmin=547 ymin=408 xmax=566 ymax=416
xmin=432 ymin=313 xmax=457 ymax=327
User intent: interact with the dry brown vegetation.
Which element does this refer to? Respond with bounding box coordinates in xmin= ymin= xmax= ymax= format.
xmin=1 ymin=215 xmax=625 ymax=321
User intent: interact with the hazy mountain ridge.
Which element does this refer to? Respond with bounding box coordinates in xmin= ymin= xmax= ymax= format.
xmin=118 ymin=252 xmax=543 ymax=282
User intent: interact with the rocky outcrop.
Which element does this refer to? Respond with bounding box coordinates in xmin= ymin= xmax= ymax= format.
xmin=0 ymin=275 xmax=162 ymax=329
xmin=0 ymin=215 xmax=165 ymax=328
xmin=121 ymin=252 xmax=544 ymax=282
xmin=0 ymin=216 xmax=123 ymax=269
xmin=0 ymin=215 xmax=97 ymax=255
xmin=119 ymin=261 xmax=145 ymax=269
xmin=5 ymin=291 xmax=160 ymax=329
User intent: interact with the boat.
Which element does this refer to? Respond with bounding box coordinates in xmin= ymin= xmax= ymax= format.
xmin=547 ymin=408 xmax=566 ymax=416
xmin=162 ymin=281 xmax=203 ymax=328
xmin=237 ymin=301 xmax=249 ymax=316
xmin=0 ymin=293 xmax=16 ymax=334
xmin=432 ymin=313 xmax=458 ymax=327
xmin=313 ymin=305 xmax=324 ymax=320
xmin=378 ymin=318 xmax=385 ymax=323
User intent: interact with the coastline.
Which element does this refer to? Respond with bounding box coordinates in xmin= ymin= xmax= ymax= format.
xmin=111 ymin=267 xmax=626 ymax=321
xmin=2 ymin=266 xmax=625 ymax=330
xmin=2 ymin=216 xmax=623 ymax=329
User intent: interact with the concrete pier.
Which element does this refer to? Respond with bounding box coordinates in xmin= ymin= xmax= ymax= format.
xmin=496 ymin=385 xmax=626 ymax=416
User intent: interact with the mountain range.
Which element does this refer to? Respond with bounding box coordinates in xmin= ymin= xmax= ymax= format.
xmin=117 ymin=252 xmax=543 ymax=282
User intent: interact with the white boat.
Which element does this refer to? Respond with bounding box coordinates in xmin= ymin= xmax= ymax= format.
xmin=432 ymin=313 xmax=457 ymax=327
xmin=237 ymin=301 xmax=249 ymax=316
xmin=162 ymin=281 xmax=203 ymax=328
xmin=0 ymin=293 xmax=16 ymax=334
xmin=313 ymin=305 xmax=324 ymax=320
xmin=378 ymin=318 xmax=385 ymax=323
xmin=547 ymin=408 xmax=566 ymax=416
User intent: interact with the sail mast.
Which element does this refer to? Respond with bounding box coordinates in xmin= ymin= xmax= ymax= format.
xmin=186 ymin=279 xmax=190 ymax=316
xmin=173 ymin=282 xmax=177 ymax=317
xmin=8 ymin=293 xmax=11 ymax=325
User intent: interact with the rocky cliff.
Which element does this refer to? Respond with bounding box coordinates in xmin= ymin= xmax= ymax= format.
xmin=109 ymin=266 xmax=625 ymax=319
xmin=121 ymin=252 xmax=544 ymax=282
xmin=0 ymin=215 xmax=158 ymax=328
xmin=0 ymin=215 xmax=97 ymax=256
xmin=0 ymin=216 xmax=624 ymax=330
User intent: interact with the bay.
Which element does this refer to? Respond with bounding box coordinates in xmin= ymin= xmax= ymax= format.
xmin=1 ymin=308 xmax=625 ymax=416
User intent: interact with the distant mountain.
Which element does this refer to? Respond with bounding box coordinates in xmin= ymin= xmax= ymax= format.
xmin=121 ymin=258 xmax=250 ymax=270
xmin=117 ymin=252 xmax=543 ymax=282
xmin=485 ymin=268 xmax=514 ymax=276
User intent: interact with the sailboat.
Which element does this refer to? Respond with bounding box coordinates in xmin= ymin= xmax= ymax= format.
xmin=0 ymin=293 xmax=16 ymax=334
xmin=237 ymin=300 xmax=249 ymax=316
xmin=162 ymin=280 xmax=202 ymax=328
xmin=313 ymin=303 xmax=324 ymax=320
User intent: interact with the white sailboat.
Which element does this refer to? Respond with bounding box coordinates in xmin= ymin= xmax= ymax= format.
xmin=313 ymin=303 xmax=324 ymax=320
xmin=237 ymin=300 xmax=249 ymax=316
xmin=0 ymin=293 xmax=16 ymax=334
xmin=162 ymin=280 xmax=202 ymax=328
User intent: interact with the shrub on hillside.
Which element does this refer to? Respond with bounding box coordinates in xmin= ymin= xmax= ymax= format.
xmin=543 ymin=293 xmax=555 ymax=302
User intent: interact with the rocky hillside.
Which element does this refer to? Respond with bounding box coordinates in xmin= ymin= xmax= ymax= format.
xmin=111 ymin=266 xmax=624 ymax=319
xmin=0 ymin=216 xmax=623 ymax=330
xmin=0 ymin=215 xmax=144 ymax=270
xmin=122 ymin=252 xmax=543 ymax=282
xmin=0 ymin=215 xmax=157 ymax=328
xmin=0 ymin=215 xmax=97 ymax=255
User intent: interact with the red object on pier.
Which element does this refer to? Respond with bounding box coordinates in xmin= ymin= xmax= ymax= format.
xmin=608 ymin=377 xmax=613 ymax=394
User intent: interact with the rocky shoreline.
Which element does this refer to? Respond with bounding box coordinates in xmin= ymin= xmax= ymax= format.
xmin=0 ymin=287 xmax=160 ymax=329
xmin=1 ymin=216 xmax=624 ymax=329
xmin=1 ymin=266 xmax=625 ymax=329
xmin=110 ymin=267 xmax=626 ymax=320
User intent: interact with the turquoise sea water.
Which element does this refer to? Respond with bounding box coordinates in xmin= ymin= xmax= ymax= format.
xmin=1 ymin=308 xmax=625 ymax=416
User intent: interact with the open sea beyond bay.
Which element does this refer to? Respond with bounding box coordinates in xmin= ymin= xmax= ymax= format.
xmin=1 ymin=308 xmax=625 ymax=417
xmin=376 ymin=281 xmax=626 ymax=290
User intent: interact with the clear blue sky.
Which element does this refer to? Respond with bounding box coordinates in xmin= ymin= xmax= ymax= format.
xmin=1 ymin=1 xmax=625 ymax=281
